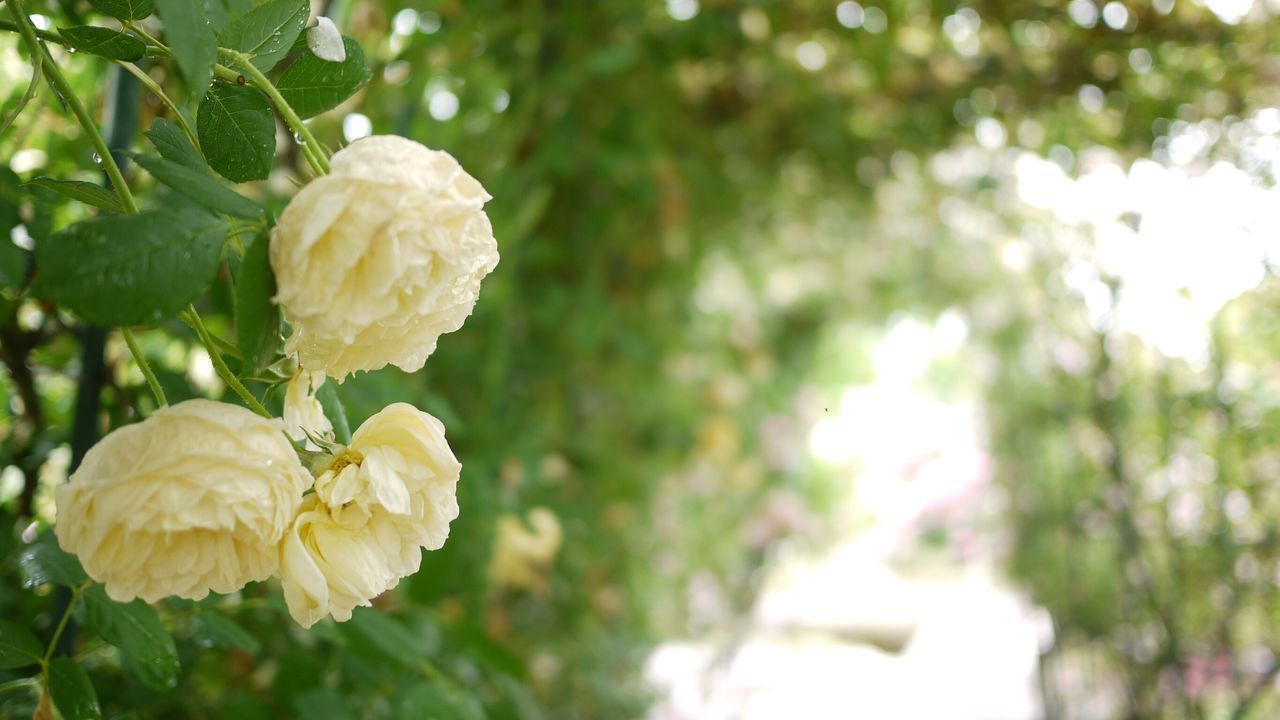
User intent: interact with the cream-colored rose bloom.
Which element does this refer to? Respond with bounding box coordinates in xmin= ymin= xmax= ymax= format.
xmin=488 ymin=507 xmax=563 ymax=593
xmin=54 ymin=400 xmax=311 ymax=603
xmin=279 ymin=403 xmax=461 ymax=627
xmin=270 ymin=135 xmax=499 ymax=380
xmin=283 ymin=369 xmax=332 ymax=450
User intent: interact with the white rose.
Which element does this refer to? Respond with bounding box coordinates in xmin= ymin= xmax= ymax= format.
xmin=283 ymin=368 xmax=332 ymax=450
xmin=279 ymin=403 xmax=460 ymax=626
xmin=54 ymin=400 xmax=311 ymax=603
xmin=270 ymin=135 xmax=499 ymax=380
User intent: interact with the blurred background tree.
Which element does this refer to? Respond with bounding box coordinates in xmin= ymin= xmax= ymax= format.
xmin=2 ymin=0 xmax=1279 ymax=718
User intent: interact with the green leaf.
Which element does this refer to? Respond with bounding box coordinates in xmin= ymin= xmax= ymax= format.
xmin=24 ymin=177 xmax=125 ymax=214
xmin=317 ymin=382 xmax=350 ymax=444
xmin=145 ymin=118 xmax=203 ymax=170
xmin=235 ymin=232 xmax=279 ymax=373
xmin=198 ymin=85 xmax=276 ymax=183
xmin=203 ymin=0 xmax=231 ymax=33
xmin=344 ymin=610 xmax=419 ymax=667
xmin=294 ymin=689 xmax=354 ymax=720
xmin=218 ymin=0 xmax=309 ymax=72
xmin=0 ymin=620 xmax=43 ymax=670
xmin=48 ymin=658 xmax=102 ymax=720
xmin=205 ymin=0 xmax=250 ymax=31
xmin=190 ymin=612 xmax=261 ymax=653
xmin=276 ymin=37 xmax=371 ymax=118
xmin=18 ymin=533 xmax=88 ymax=588
xmin=400 ymin=678 xmax=486 ymax=720
xmin=58 ymin=26 xmax=146 ymax=61
xmin=132 ymin=154 xmax=264 ymax=219
xmin=0 ymin=167 xmax=21 ymax=233
xmin=0 ymin=240 xmax=26 ymax=290
xmin=88 ymin=0 xmax=154 ymax=21
xmin=34 ymin=208 xmax=227 ymax=326
xmin=0 ymin=168 xmax=24 ymax=289
xmin=222 ymin=696 xmax=274 ymax=720
xmin=154 ymin=0 xmax=216 ymax=97
xmin=82 ymin=586 xmax=180 ymax=691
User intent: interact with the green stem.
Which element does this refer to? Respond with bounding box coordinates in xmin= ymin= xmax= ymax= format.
xmin=206 ymin=327 xmax=243 ymax=360
xmin=0 ymin=33 xmax=40 ymax=138
xmin=7 ymin=0 xmax=139 ymax=213
xmin=181 ymin=306 xmax=269 ymax=417
xmin=221 ymin=48 xmax=330 ymax=175
xmin=40 ymin=581 xmax=89 ymax=667
xmin=0 ymin=677 xmax=39 ymax=696
xmin=117 ymin=61 xmax=203 ymax=162
xmin=225 ymin=216 xmax=267 ymax=258
xmin=0 ymin=21 xmax=187 ymax=157
xmin=123 ymin=21 xmax=167 ymax=53
xmin=122 ymin=327 xmax=166 ymax=406
xmin=298 ymin=140 xmax=323 ymax=179
xmin=0 ymin=18 xmax=59 ymax=43
xmin=0 ymin=19 xmax=168 ymax=52
xmin=213 ymin=63 xmax=241 ymax=83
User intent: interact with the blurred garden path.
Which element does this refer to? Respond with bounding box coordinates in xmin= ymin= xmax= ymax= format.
xmin=647 ymin=315 xmax=1056 ymax=719
xmin=646 ymin=532 xmax=1052 ymax=720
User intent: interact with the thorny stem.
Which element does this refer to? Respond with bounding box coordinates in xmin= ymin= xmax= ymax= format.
xmin=181 ymin=306 xmax=270 ymax=417
xmin=122 ymin=327 xmax=167 ymax=406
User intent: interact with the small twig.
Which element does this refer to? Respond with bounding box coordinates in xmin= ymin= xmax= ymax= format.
xmin=180 ymin=306 xmax=269 ymax=417
xmin=0 ymin=35 xmax=39 ymax=137
xmin=122 ymin=327 xmax=167 ymax=406
xmin=41 ymin=581 xmax=91 ymax=666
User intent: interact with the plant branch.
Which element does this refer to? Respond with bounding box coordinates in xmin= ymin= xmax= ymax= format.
xmin=180 ymin=306 xmax=269 ymax=417
xmin=221 ymin=48 xmax=330 ymax=175
xmin=0 ymin=35 xmax=39 ymax=137
xmin=0 ymin=21 xmax=186 ymax=159
xmin=8 ymin=9 xmax=179 ymax=412
xmin=122 ymin=327 xmax=166 ymax=406
xmin=0 ymin=19 xmax=167 ymax=53
xmin=7 ymin=0 xmax=139 ymax=213
xmin=123 ymin=21 xmax=166 ymax=52
xmin=40 ymin=581 xmax=90 ymax=667
xmin=116 ymin=61 xmax=203 ymax=162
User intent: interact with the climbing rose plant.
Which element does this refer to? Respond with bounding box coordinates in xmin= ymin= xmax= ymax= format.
xmin=0 ymin=0 xmax=497 ymax=714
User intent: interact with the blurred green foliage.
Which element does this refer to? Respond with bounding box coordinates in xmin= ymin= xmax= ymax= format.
xmin=2 ymin=0 xmax=1279 ymax=717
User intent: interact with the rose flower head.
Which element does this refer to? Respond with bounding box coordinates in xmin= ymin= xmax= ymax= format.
xmin=270 ymin=135 xmax=499 ymax=380
xmin=54 ymin=400 xmax=311 ymax=603
xmin=280 ymin=403 xmax=461 ymax=627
